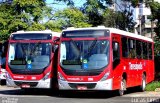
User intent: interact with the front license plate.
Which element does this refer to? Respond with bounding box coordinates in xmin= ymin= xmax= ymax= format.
xmin=77 ymin=86 xmax=87 ymax=90
xmin=21 ymin=84 xmax=30 ymax=88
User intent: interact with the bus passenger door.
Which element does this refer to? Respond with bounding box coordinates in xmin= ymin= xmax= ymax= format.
xmin=112 ymin=34 xmax=122 ymax=90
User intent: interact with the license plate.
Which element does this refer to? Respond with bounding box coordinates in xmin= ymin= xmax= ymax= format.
xmin=77 ymin=86 xmax=87 ymax=90
xmin=21 ymin=84 xmax=30 ymax=88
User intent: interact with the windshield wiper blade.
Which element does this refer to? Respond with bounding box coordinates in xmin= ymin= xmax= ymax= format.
xmin=86 ymin=38 xmax=98 ymax=56
xmin=70 ymin=38 xmax=80 ymax=53
xmin=70 ymin=38 xmax=81 ymax=60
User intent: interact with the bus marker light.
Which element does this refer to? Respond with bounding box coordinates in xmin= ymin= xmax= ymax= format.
xmin=88 ymin=78 xmax=93 ymax=81
xmin=31 ymin=77 xmax=36 ymax=80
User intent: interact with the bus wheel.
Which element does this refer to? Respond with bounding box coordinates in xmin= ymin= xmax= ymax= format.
xmin=119 ymin=78 xmax=126 ymax=96
xmin=141 ymin=74 xmax=146 ymax=92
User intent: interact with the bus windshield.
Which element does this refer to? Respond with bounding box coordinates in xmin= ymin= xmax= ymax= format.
xmin=8 ymin=43 xmax=51 ymax=74
xmin=60 ymin=40 xmax=109 ymax=76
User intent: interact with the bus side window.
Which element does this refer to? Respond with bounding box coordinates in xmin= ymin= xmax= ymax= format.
xmin=142 ymin=42 xmax=147 ymax=59
xmin=148 ymin=43 xmax=153 ymax=60
xmin=113 ymin=42 xmax=120 ymax=68
xmin=122 ymin=37 xmax=128 ymax=58
xmin=136 ymin=40 xmax=142 ymax=59
xmin=129 ymin=39 xmax=136 ymax=58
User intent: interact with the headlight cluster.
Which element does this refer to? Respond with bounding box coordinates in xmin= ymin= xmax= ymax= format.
xmin=100 ymin=72 xmax=110 ymax=81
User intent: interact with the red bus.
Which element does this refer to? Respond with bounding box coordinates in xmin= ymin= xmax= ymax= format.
xmin=56 ymin=26 xmax=154 ymax=95
xmin=6 ymin=30 xmax=60 ymax=89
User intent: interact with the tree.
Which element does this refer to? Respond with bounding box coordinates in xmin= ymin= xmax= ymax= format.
xmin=103 ymin=8 xmax=135 ymax=32
xmin=148 ymin=1 xmax=160 ymax=56
xmin=81 ymin=0 xmax=113 ymax=26
xmin=0 ymin=0 xmax=51 ymax=41
xmin=52 ymin=8 xmax=91 ymax=29
xmin=149 ymin=1 xmax=160 ymax=37
xmin=108 ymin=0 xmax=135 ymax=31
xmin=103 ymin=9 xmax=116 ymax=28
xmin=44 ymin=20 xmax=64 ymax=32
xmin=80 ymin=0 xmax=135 ymax=31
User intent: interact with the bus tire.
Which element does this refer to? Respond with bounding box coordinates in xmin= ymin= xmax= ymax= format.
xmin=119 ymin=78 xmax=126 ymax=96
xmin=140 ymin=74 xmax=146 ymax=92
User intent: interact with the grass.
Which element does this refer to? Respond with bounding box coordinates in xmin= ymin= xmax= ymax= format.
xmin=145 ymin=81 xmax=160 ymax=91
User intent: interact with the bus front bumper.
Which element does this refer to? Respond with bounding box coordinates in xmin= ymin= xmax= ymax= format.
xmin=58 ymin=78 xmax=113 ymax=90
xmin=6 ymin=78 xmax=51 ymax=89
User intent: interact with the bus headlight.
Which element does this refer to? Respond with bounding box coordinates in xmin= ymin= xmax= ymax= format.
xmin=58 ymin=72 xmax=66 ymax=81
xmin=100 ymin=73 xmax=110 ymax=81
xmin=42 ymin=72 xmax=50 ymax=81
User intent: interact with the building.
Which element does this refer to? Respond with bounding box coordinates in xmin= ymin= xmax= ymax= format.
xmin=134 ymin=0 xmax=159 ymax=38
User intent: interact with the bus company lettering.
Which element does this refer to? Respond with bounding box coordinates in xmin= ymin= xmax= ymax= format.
xmin=67 ymin=77 xmax=83 ymax=81
xmin=129 ymin=62 xmax=143 ymax=70
xmin=13 ymin=76 xmax=24 ymax=79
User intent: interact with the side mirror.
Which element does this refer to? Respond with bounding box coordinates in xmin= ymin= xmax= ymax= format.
xmin=52 ymin=45 xmax=58 ymax=53
xmin=113 ymin=42 xmax=118 ymax=51
xmin=53 ymin=37 xmax=60 ymax=45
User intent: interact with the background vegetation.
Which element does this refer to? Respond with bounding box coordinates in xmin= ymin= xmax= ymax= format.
xmin=145 ymin=81 xmax=160 ymax=91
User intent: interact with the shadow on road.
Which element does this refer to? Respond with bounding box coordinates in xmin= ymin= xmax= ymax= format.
xmin=0 ymin=88 xmax=119 ymax=99
xmin=0 ymin=86 xmax=147 ymax=99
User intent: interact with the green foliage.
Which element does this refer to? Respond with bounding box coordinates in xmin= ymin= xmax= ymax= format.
xmin=147 ymin=1 xmax=160 ymax=56
xmin=103 ymin=9 xmax=116 ymax=27
xmin=103 ymin=2 xmax=135 ymax=31
xmin=149 ymin=1 xmax=160 ymax=37
xmin=81 ymin=0 xmax=113 ymax=26
xmin=53 ymin=8 xmax=91 ymax=28
xmin=145 ymin=81 xmax=160 ymax=91
xmin=44 ymin=20 xmax=63 ymax=32
xmin=13 ymin=0 xmax=44 ymax=7
xmin=0 ymin=0 xmax=52 ymax=41
xmin=0 ymin=34 xmax=9 ymax=41
xmin=27 ymin=23 xmax=45 ymax=31
xmin=154 ymin=36 xmax=160 ymax=56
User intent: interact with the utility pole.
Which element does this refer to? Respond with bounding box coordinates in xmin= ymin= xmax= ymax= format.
xmin=139 ymin=15 xmax=142 ymax=35
xmin=151 ymin=20 xmax=154 ymax=39
xmin=151 ymin=0 xmax=154 ymax=39
xmin=138 ymin=1 xmax=142 ymax=35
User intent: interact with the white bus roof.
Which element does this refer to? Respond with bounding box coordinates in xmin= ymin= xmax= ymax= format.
xmin=63 ymin=27 xmax=153 ymax=42
xmin=11 ymin=30 xmax=61 ymax=37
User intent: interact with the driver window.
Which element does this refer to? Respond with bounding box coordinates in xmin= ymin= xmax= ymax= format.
xmin=113 ymin=41 xmax=120 ymax=68
xmin=113 ymin=42 xmax=120 ymax=61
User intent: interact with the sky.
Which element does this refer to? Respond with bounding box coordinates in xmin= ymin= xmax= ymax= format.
xmin=43 ymin=0 xmax=85 ymax=22
xmin=46 ymin=0 xmax=85 ymax=11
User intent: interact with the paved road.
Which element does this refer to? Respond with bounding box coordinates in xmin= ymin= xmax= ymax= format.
xmin=0 ymin=86 xmax=160 ymax=103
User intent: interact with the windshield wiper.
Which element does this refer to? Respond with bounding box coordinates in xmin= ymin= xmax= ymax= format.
xmin=70 ymin=38 xmax=81 ymax=57
xmin=86 ymin=38 xmax=98 ymax=56
xmin=70 ymin=38 xmax=80 ymax=50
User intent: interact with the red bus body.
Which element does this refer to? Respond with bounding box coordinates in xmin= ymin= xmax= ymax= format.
xmin=57 ymin=27 xmax=154 ymax=92
xmin=6 ymin=30 xmax=60 ymax=89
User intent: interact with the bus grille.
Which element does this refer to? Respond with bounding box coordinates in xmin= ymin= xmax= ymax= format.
xmin=14 ymin=81 xmax=38 ymax=87
xmin=68 ymin=83 xmax=96 ymax=89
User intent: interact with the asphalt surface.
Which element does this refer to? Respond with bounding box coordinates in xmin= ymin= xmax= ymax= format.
xmin=0 ymin=85 xmax=160 ymax=103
